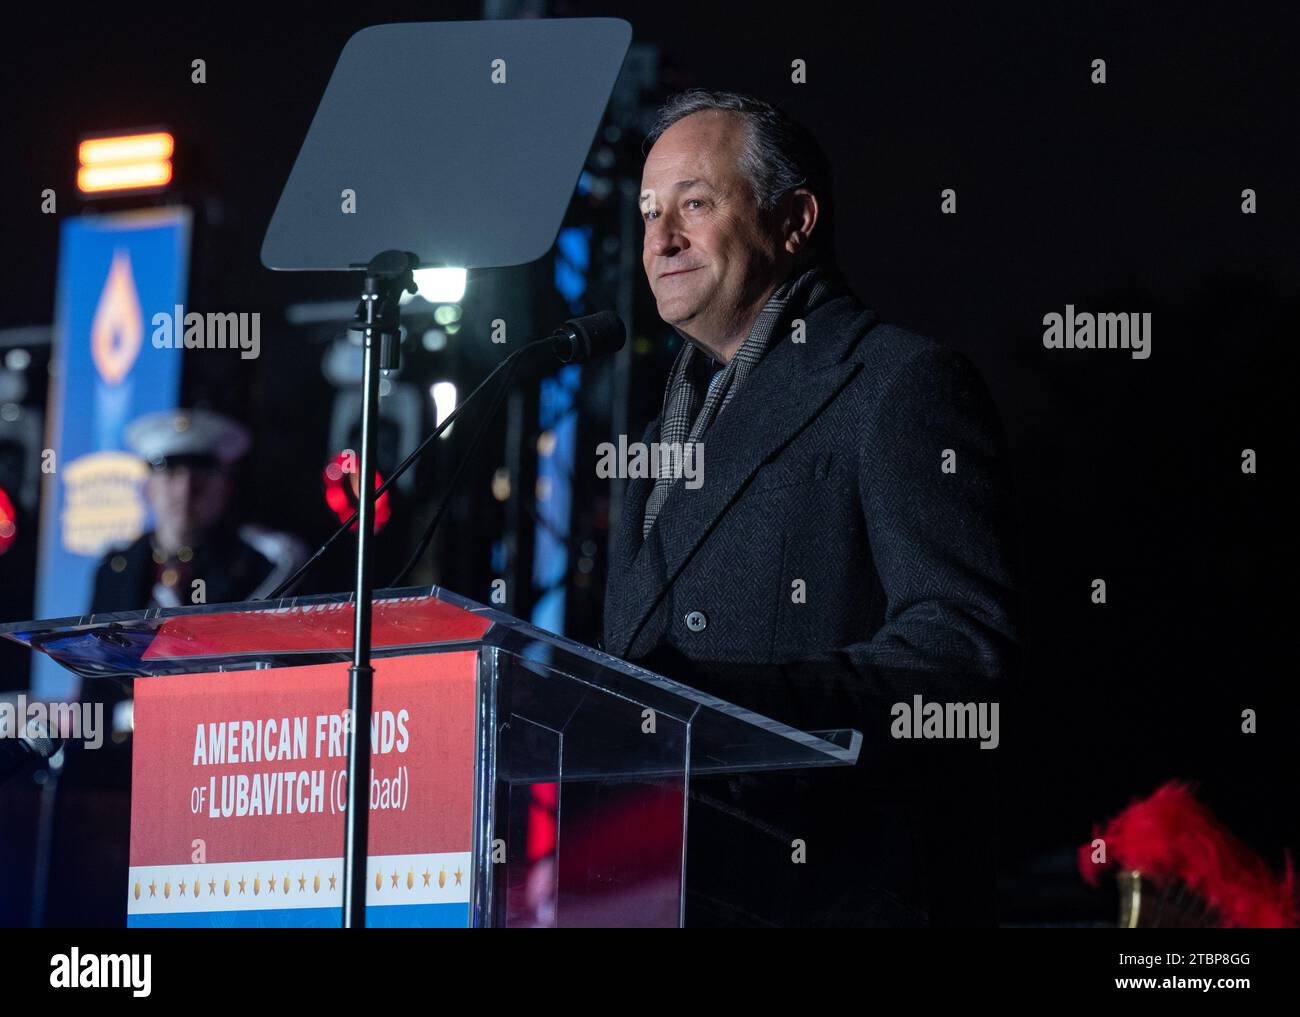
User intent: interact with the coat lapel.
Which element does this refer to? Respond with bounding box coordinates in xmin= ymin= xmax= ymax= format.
xmin=606 ymin=296 xmax=876 ymax=659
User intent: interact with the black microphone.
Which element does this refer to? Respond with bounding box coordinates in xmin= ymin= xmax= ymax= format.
xmin=551 ymin=310 xmax=626 ymax=364
xmin=0 ymin=712 xmax=62 ymax=786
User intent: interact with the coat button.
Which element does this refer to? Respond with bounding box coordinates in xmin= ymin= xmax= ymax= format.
xmin=684 ymin=610 xmax=708 ymax=633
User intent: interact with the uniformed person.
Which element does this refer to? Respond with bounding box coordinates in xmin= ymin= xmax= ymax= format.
xmin=91 ymin=408 xmax=304 ymax=612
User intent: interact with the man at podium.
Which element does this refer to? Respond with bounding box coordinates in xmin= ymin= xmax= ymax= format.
xmin=603 ymin=90 xmax=1021 ymax=927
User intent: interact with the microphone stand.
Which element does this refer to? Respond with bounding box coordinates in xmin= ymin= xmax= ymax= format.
xmin=342 ymin=250 xmax=416 ymax=929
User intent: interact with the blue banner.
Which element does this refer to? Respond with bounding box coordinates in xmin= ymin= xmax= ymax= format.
xmin=33 ymin=208 xmax=190 ymax=698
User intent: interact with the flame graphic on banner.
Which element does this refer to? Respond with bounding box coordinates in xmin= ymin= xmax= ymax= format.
xmin=90 ymin=249 xmax=144 ymax=385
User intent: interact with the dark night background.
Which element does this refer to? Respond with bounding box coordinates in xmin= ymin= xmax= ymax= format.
xmin=0 ymin=1 xmax=1296 ymax=925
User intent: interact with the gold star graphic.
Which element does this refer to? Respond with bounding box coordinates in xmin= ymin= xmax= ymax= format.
xmin=299 ymin=874 xmax=307 ymax=892
xmin=209 ymin=879 xmax=217 ymax=896
xmin=422 ymin=870 xmax=431 ymax=887
xmin=268 ymin=873 xmax=276 ymax=894
xmin=390 ymin=870 xmax=399 ymax=888
xmin=179 ymin=880 xmax=187 ymax=896
xmin=328 ymin=873 xmax=337 ymax=891
xmin=238 ymin=877 xmax=247 ymax=894
xmin=148 ymin=881 xmax=157 ymax=898
xmin=454 ymin=868 xmax=463 ymax=886
xmin=163 ymin=880 xmax=171 ymax=899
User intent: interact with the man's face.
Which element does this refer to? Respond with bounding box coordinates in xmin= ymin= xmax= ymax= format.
xmin=640 ymin=111 xmax=785 ymax=353
xmin=144 ymin=461 xmax=231 ymax=548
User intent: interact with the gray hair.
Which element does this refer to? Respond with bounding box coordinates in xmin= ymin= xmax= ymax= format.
xmin=644 ymin=89 xmax=835 ymax=262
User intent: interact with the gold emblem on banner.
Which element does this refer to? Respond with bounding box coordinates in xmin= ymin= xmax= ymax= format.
xmin=60 ymin=452 xmax=148 ymax=556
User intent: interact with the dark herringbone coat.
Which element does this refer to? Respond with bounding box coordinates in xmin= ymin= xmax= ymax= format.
xmin=602 ymin=282 xmax=1020 ymax=927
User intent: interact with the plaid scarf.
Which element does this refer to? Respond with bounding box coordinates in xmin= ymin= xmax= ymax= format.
xmin=642 ymin=261 xmax=839 ymax=540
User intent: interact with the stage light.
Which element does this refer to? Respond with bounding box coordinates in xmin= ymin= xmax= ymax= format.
xmin=430 ymin=381 xmax=457 ymax=438
xmin=408 ymin=268 xmax=466 ymax=304
xmin=322 ymin=452 xmax=390 ymax=533
xmin=77 ymin=131 xmax=175 ymax=195
xmin=79 ymin=133 xmax=173 ymax=165
xmin=491 ymin=467 xmax=511 ymax=502
xmin=0 ymin=485 xmax=16 ymax=555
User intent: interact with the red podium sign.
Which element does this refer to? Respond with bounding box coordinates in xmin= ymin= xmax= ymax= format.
xmin=127 ymin=651 xmax=477 ymax=927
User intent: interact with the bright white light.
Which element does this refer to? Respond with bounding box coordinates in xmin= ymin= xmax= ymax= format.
xmin=431 ymin=381 xmax=458 ymax=438
xmin=408 ymin=268 xmax=467 ymax=304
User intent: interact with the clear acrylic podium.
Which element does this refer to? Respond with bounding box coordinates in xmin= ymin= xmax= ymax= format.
xmin=2 ymin=587 xmax=860 ymax=927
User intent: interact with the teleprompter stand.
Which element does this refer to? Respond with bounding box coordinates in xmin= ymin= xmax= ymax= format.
xmin=342 ymin=251 xmax=416 ymax=927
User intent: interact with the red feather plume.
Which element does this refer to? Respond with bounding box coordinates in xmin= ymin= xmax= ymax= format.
xmin=1077 ymin=780 xmax=1298 ymax=928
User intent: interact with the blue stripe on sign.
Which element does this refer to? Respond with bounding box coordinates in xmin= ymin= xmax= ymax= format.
xmin=127 ymin=903 xmax=469 ymax=928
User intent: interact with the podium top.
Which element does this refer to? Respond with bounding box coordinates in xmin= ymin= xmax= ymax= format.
xmin=1 ymin=586 xmax=861 ymax=774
